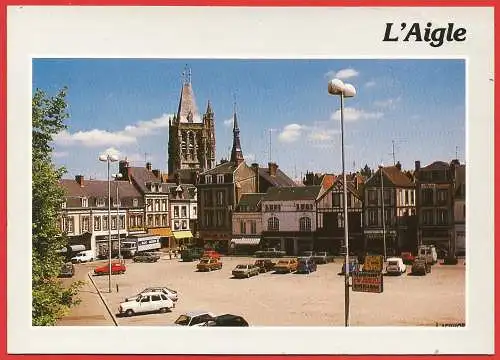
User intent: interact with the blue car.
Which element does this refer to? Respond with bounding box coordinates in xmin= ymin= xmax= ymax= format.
xmin=339 ymin=260 xmax=360 ymax=275
xmin=297 ymin=257 xmax=317 ymax=274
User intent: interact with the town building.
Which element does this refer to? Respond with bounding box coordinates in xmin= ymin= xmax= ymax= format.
xmin=363 ymin=162 xmax=416 ymax=256
xmin=453 ymin=164 xmax=466 ymax=256
xmin=261 ymin=186 xmax=322 ymax=255
xmin=167 ymin=70 xmax=216 ymax=184
xmin=59 ymin=175 xmax=144 ymax=258
xmin=316 ymin=174 xmax=364 ymax=254
xmin=253 ymin=162 xmax=297 ymax=193
xmin=230 ymin=193 xmax=265 ymax=254
xmin=415 ymin=159 xmax=463 ymax=257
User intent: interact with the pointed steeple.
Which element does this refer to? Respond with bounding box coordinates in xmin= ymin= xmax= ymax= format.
xmin=206 ymin=100 xmax=213 ymax=115
xmin=230 ymin=105 xmax=244 ymax=166
xmin=176 ymin=66 xmax=200 ymax=123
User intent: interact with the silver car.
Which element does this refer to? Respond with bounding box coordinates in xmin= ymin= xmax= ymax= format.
xmin=125 ymin=287 xmax=178 ymax=302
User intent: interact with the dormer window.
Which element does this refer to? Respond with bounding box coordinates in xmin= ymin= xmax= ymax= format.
xmin=81 ymin=197 xmax=88 ymax=207
xmin=133 ymin=198 xmax=139 ymax=207
xmin=217 ymin=174 xmax=224 ymax=184
xmin=158 ymin=185 xmax=162 ymax=193
xmin=205 ymin=175 xmax=212 ymax=184
xmin=96 ymin=198 xmax=105 ymax=207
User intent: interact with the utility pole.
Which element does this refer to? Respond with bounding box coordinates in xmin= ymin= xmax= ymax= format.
xmin=391 ymin=140 xmax=396 ymax=166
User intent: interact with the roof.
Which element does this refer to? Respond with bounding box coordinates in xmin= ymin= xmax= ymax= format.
xmin=201 ymin=161 xmax=237 ymax=175
xmin=262 ymin=186 xmax=322 ymax=201
xmin=258 ymin=167 xmax=296 ymax=187
xmin=164 ymin=183 xmax=197 ymax=200
xmin=128 ymin=167 xmax=163 ymax=193
xmin=176 ymin=82 xmax=201 ymax=123
xmin=366 ymin=166 xmax=414 ymax=187
xmin=235 ymin=193 xmax=265 ymax=211
xmin=454 ymin=165 xmax=466 ymax=198
xmin=184 ymin=310 xmax=214 ymax=317
xmin=422 ymin=161 xmax=450 ymax=170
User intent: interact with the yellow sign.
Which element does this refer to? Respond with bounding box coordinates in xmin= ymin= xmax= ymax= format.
xmin=363 ymin=255 xmax=384 ymax=272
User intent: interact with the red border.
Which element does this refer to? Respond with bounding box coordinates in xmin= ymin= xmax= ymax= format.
xmin=1 ymin=0 xmax=496 ymax=359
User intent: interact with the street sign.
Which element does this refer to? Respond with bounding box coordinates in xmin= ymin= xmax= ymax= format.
xmin=363 ymin=255 xmax=384 ymax=272
xmin=352 ymin=272 xmax=384 ymax=293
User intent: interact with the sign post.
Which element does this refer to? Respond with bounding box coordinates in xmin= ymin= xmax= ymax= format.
xmin=352 ymin=255 xmax=384 ymax=294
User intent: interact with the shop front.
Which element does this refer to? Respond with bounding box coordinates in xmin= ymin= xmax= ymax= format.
xmin=148 ymin=227 xmax=173 ymax=249
xmin=173 ymin=230 xmax=194 ymax=249
xmin=229 ymin=237 xmax=261 ymax=255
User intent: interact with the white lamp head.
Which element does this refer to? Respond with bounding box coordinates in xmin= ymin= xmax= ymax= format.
xmin=98 ymin=154 xmax=108 ymax=162
xmin=328 ymin=78 xmax=345 ymax=95
xmin=109 ymin=154 xmax=119 ymax=162
xmin=343 ymin=83 xmax=357 ymax=98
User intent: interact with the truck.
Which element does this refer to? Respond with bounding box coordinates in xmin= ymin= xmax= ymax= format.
xmin=417 ymin=245 xmax=438 ymax=265
xmin=254 ymin=248 xmax=286 ymax=258
xmin=121 ymin=234 xmax=161 ymax=258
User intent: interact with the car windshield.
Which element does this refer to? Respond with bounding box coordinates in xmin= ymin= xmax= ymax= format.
xmin=388 ymin=261 xmax=398 ymax=266
xmin=174 ymin=315 xmax=191 ymax=325
xmin=200 ymin=259 xmax=209 ymax=264
xmin=236 ymin=265 xmax=247 ymax=269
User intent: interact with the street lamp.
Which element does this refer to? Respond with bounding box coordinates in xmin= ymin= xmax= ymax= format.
xmin=328 ymin=78 xmax=356 ymax=327
xmin=99 ymin=153 xmax=119 ymax=293
xmin=112 ymin=173 xmax=123 ymax=261
xmin=379 ymin=164 xmax=387 ymax=260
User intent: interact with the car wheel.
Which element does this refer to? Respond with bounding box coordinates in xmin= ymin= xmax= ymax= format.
xmin=159 ymin=307 xmax=168 ymax=314
xmin=247 ymin=273 xmax=250 ymax=278
xmin=125 ymin=309 xmax=134 ymax=317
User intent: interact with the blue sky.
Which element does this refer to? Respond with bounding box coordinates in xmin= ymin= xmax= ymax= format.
xmin=33 ymin=59 xmax=465 ymax=181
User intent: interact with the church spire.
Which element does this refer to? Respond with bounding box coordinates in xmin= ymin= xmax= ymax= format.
xmin=230 ymin=104 xmax=244 ymax=166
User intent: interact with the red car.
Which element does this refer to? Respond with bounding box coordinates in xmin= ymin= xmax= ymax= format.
xmin=94 ymin=262 xmax=126 ymax=275
xmin=401 ymin=252 xmax=415 ymax=265
xmin=202 ymin=250 xmax=221 ymax=259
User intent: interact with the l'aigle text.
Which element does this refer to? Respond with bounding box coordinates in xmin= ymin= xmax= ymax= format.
xmin=383 ymin=22 xmax=467 ymax=48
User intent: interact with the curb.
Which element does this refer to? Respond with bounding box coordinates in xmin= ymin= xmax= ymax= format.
xmin=87 ymin=272 xmax=119 ymax=327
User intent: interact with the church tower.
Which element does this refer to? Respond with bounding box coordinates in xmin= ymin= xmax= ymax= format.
xmin=168 ymin=67 xmax=216 ymax=182
xmin=230 ymin=107 xmax=244 ymax=166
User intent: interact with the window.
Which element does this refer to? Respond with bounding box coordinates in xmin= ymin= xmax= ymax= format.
xmin=133 ymin=198 xmax=139 ymax=207
xmin=155 ymin=215 xmax=161 ymax=227
xmin=205 ymin=175 xmax=212 ymax=184
xmin=368 ymin=190 xmax=377 ymax=204
xmin=410 ymin=191 xmax=415 ymax=204
xmin=94 ymin=216 xmax=101 ymax=231
xmin=162 ymin=214 xmax=168 ymax=227
xmin=404 ymin=190 xmax=409 ymax=205
xmin=111 ymin=216 xmax=117 ymax=230
xmin=463 ymin=204 xmax=466 ymax=217
xmin=422 ymin=189 xmax=433 ymax=205
xmin=216 ymin=211 xmax=224 ymax=227
xmin=112 ymin=197 xmax=121 ymax=207
xmin=267 ymin=217 xmax=279 ymax=231
xmin=96 ymin=198 xmax=105 ymax=207
xmin=422 ymin=209 xmax=433 ymax=225
xmin=174 ymin=220 xmax=180 ymax=230
xmin=216 ymin=191 xmax=224 ymax=206
xmin=383 ymin=208 xmax=391 ymax=225
xmin=333 ymin=194 xmax=341 ymax=207
xmin=337 ymin=213 xmax=344 ymax=228
xmin=267 ymin=204 xmax=281 ymax=212
xmin=147 ymin=215 xmax=153 ymax=227
xmin=250 ymin=220 xmax=257 ymax=234
xmin=147 ymin=199 xmax=153 ymax=210
xmin=161 ymin=294 xmax=168 ymax=301
xmin=368 ymin=209 xmax=377 ymax=226
xmin=103 ymin=216 xmax=109 ymax=231
xmin=193 ymin=206 xmax=197 ymax=216
xmin=155 ymin=200 xmax=160 ymax=211
xmin=437 ymin=209 xmax=448 ymax=225
xmin=151 ymin=295 xmax=161 ymax=302
xmin=204 ymin=212 xmax=210 ymax=227
xmin=217 ymin=174 xmax=224 ymax=184
xmin=81 ymin=216 xmax=89 ymax=232
xmin=382 ymin=190 xmax=391 ymax=204
xmin=181 ymin=220 xmax=187 ymax=229
xmin=181 ymin=206 xmax=187 ymax=217
xmin=140 ymin=296 xmax=150 ymax=303
xmin=162 ymin=200 xmax=167 ymax=211
xmin=240 ymin=220 xmax=246 ymax=234
xmin=66 ymin=217 xmax=74 ymax=233
xmin=204 ymin=190 xmax=213 ymax=206
xmin=174 ymin=206 xmax=179 ymax=218
xmin=81 ymin=197 xmax=88 ymax=207
xmin=119 ymin=215 xmax=125 ymax=229
xmin=137 ymin=216 xmax=143 ymax=226
xmin=437 ymin=190 xmax=448 ymax=204
xmin=299 ymin=217 xmax=312 ymax=231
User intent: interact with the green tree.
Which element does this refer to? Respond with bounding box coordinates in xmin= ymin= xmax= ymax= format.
xmin=32 ymin=87 xmax=82 ymax=325
xmin=360 ymin=164 xmax=373 ymax=178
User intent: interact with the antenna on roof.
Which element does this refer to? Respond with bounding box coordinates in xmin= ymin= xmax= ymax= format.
xmin=267 ymin=128 xmax=277 ymax=163
xmin=455 ymin=145 xmax=459 ymax=160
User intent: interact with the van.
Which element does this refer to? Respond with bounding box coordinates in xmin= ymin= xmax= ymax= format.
xmin=71 ymin=250 xmax=95 ymax=263
xmin=418 ymin=245 xmax=438 ymax=265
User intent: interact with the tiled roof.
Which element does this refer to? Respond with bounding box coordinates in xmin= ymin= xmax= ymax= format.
xmin=235 ymin=193 xmax=265 ymax=211
xmin=201 ymin=161 xmax=237 ymax=175
xmin=258 ymin=167 xmax=296 ymax=187
xmin=164 ymin=183 xmax=197 ymax=200
xmin=128 ymin=167 xmax=163 ymax=193
xmin=422 ymin=161 xmax=450 ymax=169
xmin=176 ymin=82 xmax=201 ymax=123
xmin=262 ymin=186 xmax=322 ymax=201
xmin=381 ymin=166 xmax=414 ymax=187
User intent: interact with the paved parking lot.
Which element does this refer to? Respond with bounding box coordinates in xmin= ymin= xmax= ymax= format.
xmin=86 ymin=256 xmax=465 ymax=326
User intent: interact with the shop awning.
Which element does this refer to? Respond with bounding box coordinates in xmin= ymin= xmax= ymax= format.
xmin=173 ymin=231 xmax=193 ymax=239
xmin=231 ymin=237 xmax=261 ymax=245
xmin=148 ymin=228 xmax=173 ymax=237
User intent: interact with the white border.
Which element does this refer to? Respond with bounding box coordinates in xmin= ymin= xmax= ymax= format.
xmin=7 ymin=6 xmax=494 ymax=354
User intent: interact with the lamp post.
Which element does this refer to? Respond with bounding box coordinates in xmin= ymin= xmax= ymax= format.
xmin=99 ymin=153 xmax=119 ymax=293
xmin=328 ymin=78 xmax=356 ymax=327
xmin=113 ymin=173 xmax=123 ymax=261
xmin=379 ymin=164 xmax=387 ymax=260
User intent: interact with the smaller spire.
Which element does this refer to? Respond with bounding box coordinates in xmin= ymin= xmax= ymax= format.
xmin=206 ymin=100 xmax=213 ymax=115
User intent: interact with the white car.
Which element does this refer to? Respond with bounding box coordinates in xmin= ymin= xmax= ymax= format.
xmin=386 ymin=257 xmax=407 ymax=275
xmin=71 ymin=250 xmax=94 ymax=263
xmin=118 ymin=292 xmax=174 ymax=317
xmin=125 ymin=287 xmax=179 ymax=302
xmin=173 ymin=311 xmax=216 ymax=326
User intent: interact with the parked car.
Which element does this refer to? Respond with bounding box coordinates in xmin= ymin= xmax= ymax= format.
xmin=133 ymin=252 xmax=161 ymax=263
xmin=313 ymin=251 xmax=334 ymax=264
xmin=254 ymin=259 xmax=276 ymax=273
xmin=202 ymin=250 xmax=221 ymax=259
xmin=297 ymin=257 xmax=317 ymax=274
xmin=181 ymin=247 xmax=204 ymax=262
xmin=203 ymin=314 xmax=249 ymax=327
xmin=418 ymin=245 xmax=438 ymax=264
xmin=232 ymin=264 xmax=260 ymax=278
xmin=71 ymin=250 xmax=95 ymax=263
xmin=385 ymin=257 xmax=407 ymax=275
xmin=58 ymin=262 xmax=75 ymax=278
xmin=196 ymin=257 xmax=223 ymax=272
xmin=339 ymin=259 xmax=360 ymax=275
xmin=94 ymin=261 xmax=126 ymax=275
xmin=411 ymin=258 xmax=432 ymax=275
xmin=125 ymin=287 xmax=178 ymax=302
xmin=401 ymin=252 xmax=415 ymax=265
xmin=273 ymin=258 xmax=298 ymax=273
xmin=118 ymin=292 xmax=174 ymax=317
xmin=174 ymin=311 xmax=216 ymax=326
xmin=254 ymin=248 xmax=286 ymax=258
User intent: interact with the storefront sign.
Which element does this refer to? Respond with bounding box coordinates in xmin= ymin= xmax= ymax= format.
xmin=352 ymin=272 xmax=383 ymax=293
xmin=363 ymin=255 xmax=384 ymax=272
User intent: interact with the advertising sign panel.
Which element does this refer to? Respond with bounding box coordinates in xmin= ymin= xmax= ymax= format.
xmin=363 ymin=255 xmax=384 ymax=272
xmin=352 ymin=272 xmax=384 ymax=293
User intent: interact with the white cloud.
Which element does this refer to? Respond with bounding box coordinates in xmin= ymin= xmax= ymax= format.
xmin=365 ymin=81 xmax=376 ymax=88
xmin=373 ymin=96 xmax=402 ymax=108
xmin=278 ymin=124 xmax=304 ymax=143
xmin=331 ymin=107 xmax=384 ymax=122
xmin=308 ymin=129 xmax=337 ymax=141
xmin=102 ymin=147 xmax=121 ymax=158
xmin=326 ymin=68 xmax=359 ymax=80
xmin=54 ymin=113 xmax=173 ymax=148
xmin=223 ymin=117 xmax=233 ymax=127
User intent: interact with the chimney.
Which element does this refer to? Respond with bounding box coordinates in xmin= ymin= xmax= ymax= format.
xmin=152 ymin=169 xmax=161 ymax=179
xmin=251 ymin=163 xmax=260 ymax=192
xmin=268 ymin=162 xmax=278 ymax=177
xmin=146 ymin=162 xmax=152 ymax=171
xmin=395 ymin=161 xmax=402 ymax=171
xmin=75 ymin=175 xmax=84 ymax=187
xmin=415 ymin=160 xmax=421 ymax=172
